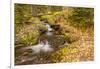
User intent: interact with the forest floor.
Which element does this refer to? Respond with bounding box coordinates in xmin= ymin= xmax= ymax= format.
xmin=51 ymin=23 xmax=94 ymax=63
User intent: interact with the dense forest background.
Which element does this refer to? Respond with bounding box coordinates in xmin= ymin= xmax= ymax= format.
xmin=15 ymin=4 xmax=94 ymax=29
xmin=15 ymin=4 xmax=94 ymax=65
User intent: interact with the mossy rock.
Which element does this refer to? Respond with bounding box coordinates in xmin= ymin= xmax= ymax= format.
xmin=47 ymin=35 xmax=66 ymax=48
xmin=64 ymin=33 xmax=79 ymax=43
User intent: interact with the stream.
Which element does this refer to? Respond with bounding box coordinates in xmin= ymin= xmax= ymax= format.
xmin=15 ymin=21 xmax=68 ymax=65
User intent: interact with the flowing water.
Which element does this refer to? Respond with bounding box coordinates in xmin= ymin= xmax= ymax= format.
xmin=45 ymin=23 xmax=53 ymax=36
xmin=21 ymin=41 xmax=53 ymax=54
xmin=15 ymin=21 xmax=68 ymax=65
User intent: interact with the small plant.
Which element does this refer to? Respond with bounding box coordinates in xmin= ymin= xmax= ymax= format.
xmin=50 ymin=47 xmax=69 ymax=63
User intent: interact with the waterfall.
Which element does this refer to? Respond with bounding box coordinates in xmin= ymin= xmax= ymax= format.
xmin=45 ymin=24 xmax=52 ymax=31
xmin=45 ymin=23 xmax=53 ymax=36
xmin=28 ymin=23 xmax=54 ymax=53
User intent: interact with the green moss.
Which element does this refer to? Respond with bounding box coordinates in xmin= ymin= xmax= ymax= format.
xmin=53 ymin=11 xmax=63 ymax=15
xmin=41 ymin=15 xmax=55 ymax=25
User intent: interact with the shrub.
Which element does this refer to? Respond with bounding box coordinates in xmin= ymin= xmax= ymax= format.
xmin=68 ymin=8 xmax=94 ymax=29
